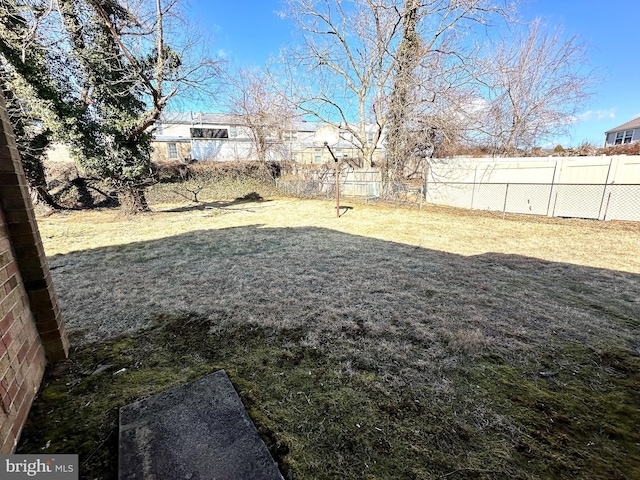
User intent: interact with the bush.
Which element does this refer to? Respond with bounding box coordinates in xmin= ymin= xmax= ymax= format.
xmin=598 ymin=142 xmax=640 ymax=156
xmin=146 ymin=161 xmax=286 ymax=205
xmin=153 ymin=160 xmax=190 ymax=183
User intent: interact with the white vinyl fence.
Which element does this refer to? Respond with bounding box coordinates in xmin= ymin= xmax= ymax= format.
xmin=425 ymin=156 xmax=640 ymax=221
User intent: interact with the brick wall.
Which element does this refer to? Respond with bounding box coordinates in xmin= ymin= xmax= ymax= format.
xmin=0 ymin=207 xmax=47 ymax=453
xmin=0 ymin=89 xmax=69 ymax=453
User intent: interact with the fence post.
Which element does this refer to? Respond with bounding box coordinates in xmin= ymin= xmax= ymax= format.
xmin=470 ymin=165 xmax=478 ymax=210
xmin=351 ymin=169 xmax=355 ymax=197
xmin=547 ymin=160 xmax=557 ymax=216
xmin=548 ymin=158 xmax=564 ymax=218
xmin=502 ymin=183 xmax=509 ymax=220
xmin=598 ymin=158 xmax=614 ymax=220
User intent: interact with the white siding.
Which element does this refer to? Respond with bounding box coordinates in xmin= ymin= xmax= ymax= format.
xmin=605 ymin=128 xmax=639 ymax=146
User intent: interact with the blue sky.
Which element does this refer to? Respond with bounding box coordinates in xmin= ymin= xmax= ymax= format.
xmin=185 ymin=0 xmax=640 ymax=148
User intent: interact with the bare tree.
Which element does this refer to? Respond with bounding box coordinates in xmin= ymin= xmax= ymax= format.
xmin=280 ymin=0 xmax=517 ymax=168
xmin=224 ymin=67 xmax=297 ymax=163
xmin=471 ymin=19 xmax=594 ymax=154
xmin=280 ymin=0 xmax=403 ymax=167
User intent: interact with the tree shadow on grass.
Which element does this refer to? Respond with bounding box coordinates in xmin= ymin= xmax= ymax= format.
xmin=19 ymin=225 xmax=640 ymax=479
xmin=159 ymin=194 xmax=272 ymax=214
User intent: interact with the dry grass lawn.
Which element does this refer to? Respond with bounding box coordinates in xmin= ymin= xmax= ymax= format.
xmin=19 ymin=197 xmax=640 ymax=479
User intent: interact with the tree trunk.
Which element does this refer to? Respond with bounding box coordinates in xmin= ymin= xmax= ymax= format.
xmin=28 ymin=185 xmax=62 ymax=211
xmin=118 ymin=185 xmax=150 ymax=215
xmin=386 ymin=0 xmax=421 ymax=177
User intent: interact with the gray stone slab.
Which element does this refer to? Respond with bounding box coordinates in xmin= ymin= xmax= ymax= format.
xmin=119 ymin=370 xmax=284 ymax=480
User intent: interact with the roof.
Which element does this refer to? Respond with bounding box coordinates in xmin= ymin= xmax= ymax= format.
xmin=158 ymin=111 xmax=315 ymax=132
xmin=605 ymin=116 xmax=640 ymax=134
xmin=159 ymin=112 xmax=243 ymax=125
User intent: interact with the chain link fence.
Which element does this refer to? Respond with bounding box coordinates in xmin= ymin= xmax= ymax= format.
xmin=427 ymin=182 xmax=640 ymax=221
xmin=277 ymin=166 xmax=640 ymax=222
xmin=277 ymin=168 xmax=383 ymax=200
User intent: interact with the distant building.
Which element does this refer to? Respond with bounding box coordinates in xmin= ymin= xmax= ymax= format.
xmin=151 ymin=112 xmax=385 ymax=165
xmin=604 ymin=116 xmax=640 ymax=146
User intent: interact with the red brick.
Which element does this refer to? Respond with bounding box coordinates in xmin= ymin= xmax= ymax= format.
xmin=27 ymin=342 xmax=43 ymax=364
xmin=0 ymin=205 xmax=29 ymax=224
xmin=0 ymin=147 xmax=21 ymax=170
xmin=0 ymin=352 xmax=9 ymax=377
xmin=16 ymin=341 xmax=29 ymax=363
xmin=6 ymin=380 xmax=17 ymax=402
xmin=33 ymin=318 xmax=61 ymax=334
xmin=7 ymin=319 xmax=24 ymax=341
xmin=0 ymin=378 xmax=10 ymax=414
xmin=1 ymin=393 xmax=10 ymax=415
xmin=0 ymin=311 xmax=13 ymax=334
xmin=1 ymin=428 xmax=16 ymax=455
xmin=5 ymin=262 xmax=17 ymax=277
xmin=6 ymin=230 xmax=38 ymax=246
xmin=6 ymin=337 xmax=20 ymax=360
xmin=19 ymin=270 xmax=47 ymax=288
xmin=0 ymin=170 xmax=22 ymax=183
xmin=26 ymin=288 xmax=52 ymax=305
xmin=2 ymin=359 xmax=15 ymax=386
xmin=0 ymin=195 xmax=29 ymax=211
xmin=11 ymin=403 xmax=29 ymax=437
xmin=1 ymin=185 xmax=29 ymax=199
xmin=42 ymin=338 xmax=68 ymax=362
xmin=12 ymin=382 xmax=26 ymax=411
xmin=29 ymin=296 xmax=56 ymax=315
xmin=38 ymin=329 xmax=64 ymax=344
xmin=13 ymin=244 xmax=39 ymax=259
xmin=3 ymin=289 xmax=21 ymax=311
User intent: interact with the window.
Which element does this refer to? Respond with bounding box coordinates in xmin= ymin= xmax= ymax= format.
xmin=614 ymin=130 xmax=634 ymax=145
xmin=367 ymin=131 xmax=375 ymax=145
xmin=284 ymin=131 xmax=298 ymax=142
xmin=167 ymin=143 xmax=178 ymax=160
xmin=190 ymin=128 xmax=229 ymax=139
xmin=314 ymin=148 xmax=323 ymax=163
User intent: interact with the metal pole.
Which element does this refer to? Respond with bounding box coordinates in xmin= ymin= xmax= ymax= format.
xmin=546 ymin=161 xmax=558 ymax=216
xmin=598 ymin=158 xmax=613 ymax=219
xmin=325 ymin=142 xmax=340 ymax=217
xmin=471 ymin=165 xmax=478 ymax=210
xmin=603 ymin=191 xmax=612 ymax=221
xmin=336 ymin=161 xmax=340 ymax=217
xmin=502 ymin=183 xmax=509 ymax=220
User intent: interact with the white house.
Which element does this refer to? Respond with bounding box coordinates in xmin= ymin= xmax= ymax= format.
xmin=151 ymin=111 xmax=386 ymax=165
xmin=604 ymin=116 xmax=640 ymax=146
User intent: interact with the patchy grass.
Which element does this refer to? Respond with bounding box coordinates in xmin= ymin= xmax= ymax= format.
xmin=18 ymin=198 xmax=640 ymax=479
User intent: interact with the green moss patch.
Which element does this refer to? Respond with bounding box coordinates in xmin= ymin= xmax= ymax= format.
xmin=17 ymin=314 xmax=640 ymax=479
xmin=466 ymin=346 xmax=640 ymax=479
